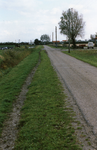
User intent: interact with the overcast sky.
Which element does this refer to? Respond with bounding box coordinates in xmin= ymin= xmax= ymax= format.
xmin=0 ymin=0 xmax=96 ymax=42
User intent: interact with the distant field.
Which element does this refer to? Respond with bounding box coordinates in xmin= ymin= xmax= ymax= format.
xmin=0 ymin=44 xmax=15 ymax=48
xmin=63 ymin=49 xmax=97 ymax=67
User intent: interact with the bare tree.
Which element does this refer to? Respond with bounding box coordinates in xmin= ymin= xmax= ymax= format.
xmin=90 ymin=34 xmax=95 ymax=40
xmin=59 ymin=8 xmax=85 ymax=49
xmin=40 ymin=34 xmax=50 ymax=44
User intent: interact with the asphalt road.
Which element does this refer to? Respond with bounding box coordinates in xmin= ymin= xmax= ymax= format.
xmin=44 ymin=45 xmax=97 ymax=135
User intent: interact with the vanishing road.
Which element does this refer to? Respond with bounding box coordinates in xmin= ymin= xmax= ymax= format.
xmin=44 ymin=45 xmax=97 ymax=135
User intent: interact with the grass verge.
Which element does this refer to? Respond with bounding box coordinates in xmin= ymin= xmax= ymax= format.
xmin=0 ymin=47 xmax=35 ymax=81
xmin=63 ymin=49 xmax=97 ymax=67
xmin=0 ymin=46 xmax=41 ymax=136
xmin=14 ymin=50 xmax=81 ymax=150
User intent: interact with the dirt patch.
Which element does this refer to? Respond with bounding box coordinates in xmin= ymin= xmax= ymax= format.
xmin=0 ymin=58 xmax=40 ymax=150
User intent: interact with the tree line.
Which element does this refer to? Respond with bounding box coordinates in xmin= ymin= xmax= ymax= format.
xmin=34 ymin=34 xmax=50 ymax=45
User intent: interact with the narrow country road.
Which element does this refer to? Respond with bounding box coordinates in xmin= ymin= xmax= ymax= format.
xmin=44 ymin=45 xmax=97 ymax=135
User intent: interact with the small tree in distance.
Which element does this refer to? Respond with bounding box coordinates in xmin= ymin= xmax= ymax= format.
xmin=40 ymin=34 xmax=50 ymax=44
xmin=59 ymin=8 xmax=85 ymax=50
xmin=34 ymin=39 xmax=41 ymax=45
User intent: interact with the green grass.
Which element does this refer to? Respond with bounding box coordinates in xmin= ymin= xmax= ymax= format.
xmin=0 ymin=50 xmax=3 ymax=55
xmin=63 ymin=49 xmax=97 ymax=67
xmin=14 ymin=50 xmax=82 ymax=150
xmin=0 ymin=46 xmax=41 ymax=136
xmin=0 ymin=47 xmax=35 ymax=80
xmin=0 ymin=44 xmax=15 ymax=48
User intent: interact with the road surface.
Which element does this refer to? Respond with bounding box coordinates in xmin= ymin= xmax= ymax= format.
xmin=44 ymin=45 xmax=97 ymax=135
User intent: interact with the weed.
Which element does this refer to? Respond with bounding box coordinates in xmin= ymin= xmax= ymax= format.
xmin=85 ymin=138 xmax=89 ymax=141
xmin=88 ymin=142 xmax=91 ymax=145
xmin=77 ymin=127 xmax=82 ymax=130
xmin=80 ymin=134 xmax=86 ymax=137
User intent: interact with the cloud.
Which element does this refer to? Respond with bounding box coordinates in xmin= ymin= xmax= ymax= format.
xmin=0 ymin=0 xmax=97 ymax=42
xmin=0 ymin=0 xmax=65 ymax=42
xmin=0 ymin=0 xmax=36 ymax=10
xmin=51 ymin=8 xmax=61 ymax=15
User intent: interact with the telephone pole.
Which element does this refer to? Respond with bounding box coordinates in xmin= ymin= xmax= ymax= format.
xmin=52 ymin=32 xmax=54 ymax=42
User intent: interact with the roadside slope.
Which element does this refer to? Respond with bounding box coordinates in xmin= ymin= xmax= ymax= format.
xmin=0 ymin=47 xmax=40 ymax=137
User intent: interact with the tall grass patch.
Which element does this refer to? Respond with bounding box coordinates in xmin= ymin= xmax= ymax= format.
xmin=0 ymin=46 xmax=41 ymax=136
xmin=14 ymin=50 xmax=81 ymax=150
xmin=63 ymin=49 xmax=97 ymax=67
xmin=0 ymin=47 xmax=33 ymax=69
xmin=0 ymin=47 xmax=34 ymax=80
xmin=0 ymin=50 xmax=3 ymax=55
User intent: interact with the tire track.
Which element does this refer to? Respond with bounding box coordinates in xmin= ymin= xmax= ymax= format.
xmin=0 ymin=57 xmax=41 ymax=150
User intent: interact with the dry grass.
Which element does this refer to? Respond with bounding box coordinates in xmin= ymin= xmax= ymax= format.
xmin=0 ymin=48 xmax=33 ymax=69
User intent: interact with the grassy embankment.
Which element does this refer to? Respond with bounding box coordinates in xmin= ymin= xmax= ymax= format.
xmin=14 ymin=50 xmax=81 ymax=150
xmin=0 ymin=47 xmax=33 ymax=80
xmin=0 ymin=46 xmax=41 ymax=136
xmin=63 ymin=49 xmax=97 ymax=67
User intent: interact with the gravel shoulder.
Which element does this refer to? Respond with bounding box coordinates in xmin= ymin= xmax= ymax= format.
xmin=44 ymin=45 xmax=97 ymax=149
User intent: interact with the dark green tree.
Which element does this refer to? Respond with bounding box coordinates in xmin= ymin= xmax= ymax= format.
xmin=59 ymin=8 xmax=85 ymax=49
xmin=34 ymin=39 xmax=41 ymax=45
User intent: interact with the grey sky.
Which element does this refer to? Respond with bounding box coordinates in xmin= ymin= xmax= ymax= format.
xmin=0 ymin=0 xmax=96 ymax=42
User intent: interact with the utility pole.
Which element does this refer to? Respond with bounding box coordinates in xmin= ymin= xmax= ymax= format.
xmin=55 ymin=26 xmax=57 ymax=47
xmin=68 ymin=8 xmax=70 ymax=53
xmin=18 ymin=39 xmax=20 ymax=44
xmin=50 ymin=35 xmax=51 ymax=42
xmin=52 ymin=32 xmax=54 ymax=42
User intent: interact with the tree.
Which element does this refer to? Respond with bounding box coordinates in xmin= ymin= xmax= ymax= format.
xmin=90 ymin=33 xmax=97 ymax=46
xmin=90 ymin=34 xmax=95 ymax=40
xmin=59 ymin=8 xmax=85 ymax=51
xmin=34 ymin=39 xmax=41 ymax=45
xmin=40 ymin=34 xmax=50 ymax=44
